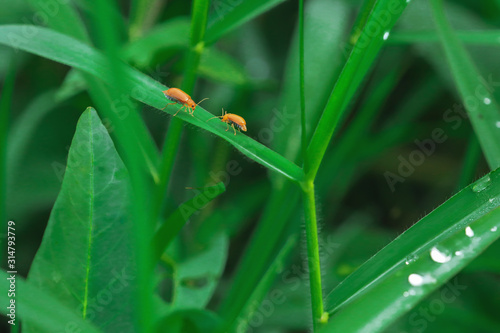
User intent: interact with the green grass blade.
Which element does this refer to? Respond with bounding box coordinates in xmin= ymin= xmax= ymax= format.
xmin=153 ymin=182 xmax=226 ymax=260
xmin=388 ymin=30 xmax=500 ymax=45
xmin=227 ymin=236 xmax=297 ymax=333
xmin=305 ymin=0 xmax=410 ymax=180
xmin=323 ymin=169 xmax=500 ymax=332
xmin=0 ymin=25 xmax=303 ymax=181
xmin=205 ymin=0 xmax=288 ymax=45
xmin=298 ymin=0 xmax=306 ymax=166
xmin=25 ymin=108 xmax=136 ymax=332
xmin=0 ymin=270 xmax=101 ymax=332
xmin=321 ymin=207 xmax=500 ymax=333
xmin=430 ymin=0 xmax=500 ymax=170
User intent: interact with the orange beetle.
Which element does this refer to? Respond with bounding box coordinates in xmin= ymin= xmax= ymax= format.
xmin=208 ymin=108 xmax=247 ymax=135
xmin=162 ymin=87 xmax=207 ymax=116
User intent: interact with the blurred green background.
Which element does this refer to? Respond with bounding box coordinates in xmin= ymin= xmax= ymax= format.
xmin=2 ymin=0 xmax=500 ymax=332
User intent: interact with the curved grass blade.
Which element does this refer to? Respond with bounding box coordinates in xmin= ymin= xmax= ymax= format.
xmin=305 ymin=0 xmax=410 ymax=180
xmin=0 ymin=25 xmax=303 ymax=182
xmin=25 ymin=108 xmax=136 ymax=332
xmin=153 ymin=182 xmax=226 ymax=260
xmin=430 ymin=0 xmax=500 ymax=170
xmin=0 ymin=270 xmax=101 ymax=332
xmin=322 ymin=168 xmax=500 ymax=332
xmin=206 ymin=0 xmax=288 ymax=45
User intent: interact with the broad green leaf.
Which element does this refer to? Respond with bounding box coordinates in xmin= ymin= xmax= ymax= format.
xmin=26 ymin=108 xmax=136 ymax=332
xmin=322 ymin=169 xmax=500 ymax=333
xmin=206 ymin=0 xmax=288 ymax=45
xmin=430 ymin=0 xmax=500 ymax=170
xmin=227 ymin=236 xmax=297 ymax=333
xmin=0 ymin=25 xmax=303 ymax=182
xmin=0 ymin=270 xmax=101 ymax=332
xmin=306 ymin=0 xmax=410 ymax=180
xmin=153 ymin=182 xmax=226 ymax=259
xmin=173 ymin=233 xmax=228 ymax=310
xmin=156 ymin=308 xmax=222 ymax=333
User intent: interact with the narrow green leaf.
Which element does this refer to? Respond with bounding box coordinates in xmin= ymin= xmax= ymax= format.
xmin=322 ymin=169 xmax=500 ymax=332
xmin=153 ymin=182 xmax=226 ymax=259
xmin=305 ymin=0 xmax=410 ymax=180
xmin=388 ymin=30 xmax=500 ymax=45
xmin=206 ymin=0 xmax=288 ymax=44
xmin=173 ymin=233 xmax=228 ymax=310
xmin=26 ymin=108 xmax=136 ymax=332
xmin=430 ymin=0 xmax=500 ymax=170
xmin=0 ymin=25 xmax=303 ymax=181
xmin=0 ymin=270 xmax=101 ymax=332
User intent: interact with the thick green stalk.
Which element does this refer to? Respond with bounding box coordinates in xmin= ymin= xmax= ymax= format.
xmin=301 ymin=181 xmax=327 ymax=330
xmin=155 ymin=0 xmax=210 ymax=221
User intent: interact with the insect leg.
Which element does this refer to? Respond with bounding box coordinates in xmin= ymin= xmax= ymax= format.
xmin=173 ymin=105 xmax=186 ymax=116
xmin=162 ymin=102 xmax=177 ymax=110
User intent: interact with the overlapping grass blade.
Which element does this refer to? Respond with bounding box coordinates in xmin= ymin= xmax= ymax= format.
xmin=153 ymin=182 xmax=226 ymax=259
xmin=305 ymin=0 xmax=410 ymax=180
xmin=0 ymin=270 xmax=101 ymax=332
xmin=322 ymin=169 xmax=500 ymax=332
xmin=430 ymin=0 xmax=500 ymax=170
xmin=0 ymin=25 xmax=303 ymax=181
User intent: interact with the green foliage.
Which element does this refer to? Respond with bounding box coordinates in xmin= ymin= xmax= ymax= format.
xmin=3 ymin=0 xmax=500 ymax=332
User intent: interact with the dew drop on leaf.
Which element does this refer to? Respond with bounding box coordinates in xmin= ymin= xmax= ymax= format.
xmin=430 ymin=246 xmax=451 ymax=263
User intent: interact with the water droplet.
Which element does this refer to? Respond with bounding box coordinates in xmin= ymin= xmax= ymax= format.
xmin=406 ymin=0 xmax=411 ymax=3
xmin=403 ymin=291 xmax=410 ymax=297
xmin=491 ymin=226 xmax=498 ymax=232
xmin=408 ymin=274 xmax=424 ymax=286
xmin=405 ymin=253 xmax=419 ymax=265
xmin=484 ymin=98 xmax=492 ymax=105
xmin=496 ymin=121 xmax=500 ymax=128
xmin=472 ymin=175 xmax=491 ymax=193
xmin=409 ymin=289 xmax=416 ymax=295
xmin=430 ymin=246 xmax=451 ymax=263
xmin=408 ymin=273 xmax=436 ymax=286
xmin=455 ymin=250 xmax=463 ymax=256
xmin=383 ymin=31 xmax=390 ymax=40
xmin=465 ymin=226 xmax=475 ymax=237
xmin=489 ymin=198 xmax=495 ymax=203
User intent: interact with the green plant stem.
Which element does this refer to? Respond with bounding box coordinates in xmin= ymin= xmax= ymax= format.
xmin=299 ymin=0 xmax=306 ymax=167
xmin=301 ymin=180 xmax=327 ymax=330
xmin=155 ymin=0 xmax=210 ymax=222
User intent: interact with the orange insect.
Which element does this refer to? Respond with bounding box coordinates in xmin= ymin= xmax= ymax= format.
xmin=162 ymin=87 xmax=208 ymax=116
xmin=208 ymin=108 xmax=247 ymax=135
